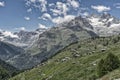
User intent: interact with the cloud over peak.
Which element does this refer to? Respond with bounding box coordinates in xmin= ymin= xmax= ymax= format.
xmin=38 ymin=23 xmax=48 ymax=29
xmin=25 ymin=0 xmax=47 ymax=12
xmin=67 ymin=0 xmax=80 ymax=8
xmin=52 ymin=15 xmax=75 ymax=24
xmin=24 ymin=16 xmax=30 ymax=21
xmin=15 ymin=27 xmax=26 ymax=31
xmin=91 ymin=5 xmax=111 ymax=12
xmin=39 ymin=13 xmax=52 ymax=20
xmin=0 ymin=1 xmax=5 ymax=7
xmin=114 ymin=3 xmax=120 ymax=9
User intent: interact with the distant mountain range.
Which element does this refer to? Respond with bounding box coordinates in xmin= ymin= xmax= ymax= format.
xmin=0 ymin=13 xmax=120 ymax=70
xmin=0 ymin=27 xmax=47 ymax=47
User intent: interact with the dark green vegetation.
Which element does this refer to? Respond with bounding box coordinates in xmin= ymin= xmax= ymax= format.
xmin=9 ymin=35 xmax=120 ymax=80
xmin=0 ymin=59 xmax=19 ymax=80
xmin=97 ymin=53 xmax=120 ymax=77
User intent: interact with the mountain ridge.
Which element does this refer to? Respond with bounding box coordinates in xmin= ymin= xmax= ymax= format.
xmin=1 ymin=13 xmax=120 ymax=70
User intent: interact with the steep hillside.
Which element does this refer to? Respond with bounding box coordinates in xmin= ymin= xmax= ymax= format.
xmin=10 ymin=35 xmax=120 ymax=80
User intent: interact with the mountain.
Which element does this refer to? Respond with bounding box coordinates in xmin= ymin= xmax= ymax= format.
xmin=7 ymin=16 xmax=98 ymax=69
xmin=2 ymin=13 xmax=120 ymax=70
xmin=0 ymin=30 xmax=18 ymax=41
xmin=13 ymin=30 xmax=39 ymax=47
xmin=87 ymin=13 xmax=120 ymax=36
xmin=0 ymin=28 xmax=47 ymax=47
xmin=0 ymin=41 xmax=24 ymax=61
xmin=9 ymin=35 xmax=120 ymax=80
xmin=0 ymin=59 xmax=19 ymax=80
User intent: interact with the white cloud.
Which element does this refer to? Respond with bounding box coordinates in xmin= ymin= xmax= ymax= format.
xmin=67 ymin=0 xmax=80 ymax=8
xmin=50 ymin=9 xmax=61 ymax=16
xmin=114 ymin=3 xmax=120 ymax=5
xmin=27 ymin=8 xmax=32 ymax=12
xmin=15 ymin=27 xmax=26 ymax=31
xmin=49 ymin=0 xmax=80 ymax=17
xmin=91 ymin=5 xmax=111 ymax=12
xmin=20 ymin=27 xmax=26 ymax=31
xmin=82 ymin=12 xmax=89 ymax=16
xmin=50 ymin=2 xmax=69 ymax=16
xmin=30 ymin=0 xmax=36 ymax=3
xmin=116 ymin=6 xmax=120 ymax=9
xmin=39 ymin=13 xmax=52 ymax=20
xmin=0 ymin=1 xmax=5 ymax=7
xmin=25 ymin=0 xmax=81 ymax=22
xmin=25 ymin=0 xmax=47 ymax=12
xmin=62 ymin=3 xmax=69 ymax=16
xmin=80 ymin=7 xmax=89 ymax=11
xmin=25 ymin=0 xmax=81 ymax=25
xmin=0 ymin=29 xmax=2 ymax=31
xmin=24 ymin=16 xmax=30 ymax=20
xmin=49 ymin=3 xmax=54 ymax=7
xmin=114 ymin=3 xmax=120 ymax=9
xmin=38 ymin=0 xmax=47 ymax=12
xmin=38 ymin=23 xmax=48 ymax=29
xmin=52 ymin=15 xmax=75 ymax=24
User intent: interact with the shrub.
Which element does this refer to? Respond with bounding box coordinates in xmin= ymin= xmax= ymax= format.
xmin=97 ymin=53 xmax=120 ymax=77
xmin=0 ymin=66 xmax=9 ymax=80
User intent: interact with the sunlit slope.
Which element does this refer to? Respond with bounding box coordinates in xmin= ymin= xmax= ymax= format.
xmin=10 ymin=35 xmax=120 ymax=80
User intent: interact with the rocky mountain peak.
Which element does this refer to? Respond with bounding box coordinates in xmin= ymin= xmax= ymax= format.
xmin=100 ymin=13 xmax=112 ymax=19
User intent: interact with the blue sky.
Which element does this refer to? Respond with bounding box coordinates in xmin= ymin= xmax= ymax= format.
xmin=0 ymin=0 xmax=120 ymax=31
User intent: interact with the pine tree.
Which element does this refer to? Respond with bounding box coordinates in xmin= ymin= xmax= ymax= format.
xmin=97 ymin=59 xmax=106 ymax=77
xmin=104 ymin=53 xmax=120 ymax=71
xmin=0 ymin=66 xmax=9 ymax=79
xmin=97 ymin=53 xmax=120 ymax=77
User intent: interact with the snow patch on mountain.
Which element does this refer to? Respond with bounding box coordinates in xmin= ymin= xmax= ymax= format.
xmin=87 ymin=13 xmax=120 ymax=36
xmin=2 ymin=31 xmax=18 ymax=38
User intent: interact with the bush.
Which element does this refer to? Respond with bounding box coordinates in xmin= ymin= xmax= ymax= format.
xmin=97 ymin=53 xmax=120 ymax=77
xmin=0 ymin=66 xmax=9 ymax=80
xmin=88 ymin=74 xmax=97 ymax=80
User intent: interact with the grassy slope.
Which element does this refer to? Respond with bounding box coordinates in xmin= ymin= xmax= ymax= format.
xmin=10 ymin=35 xmax=120 ymax=80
